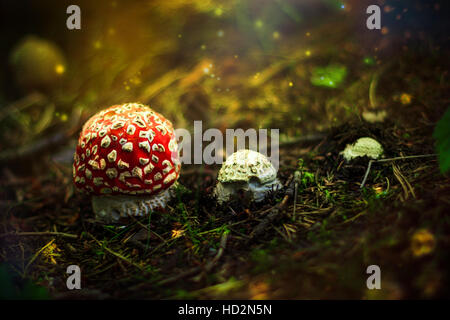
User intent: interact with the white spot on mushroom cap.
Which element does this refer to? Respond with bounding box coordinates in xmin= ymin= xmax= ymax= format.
xmin=139 ymin=141 xmax=151 ymax=153
xmin=101 ymin=135 xmax=111 ymax=148
xmin=85 ymin=168 xmax=92 ymax=179
xmin=117 ymin=159 xmax=130 ymax=169
xmin=126 ymin=124 xmax=136 ymax=135
xmin=106 ymin=168 xmax=118 ymax=179
xmin=122 ymin=142 xmax=133 ymax=152
xmin=107 ymin=150 xmax=117 ymax=163
xmin=143 ymin=162 xmax=154 ymax=175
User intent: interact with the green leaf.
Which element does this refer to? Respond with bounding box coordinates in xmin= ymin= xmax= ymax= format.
xmin=0 ymin=264 xmax=49 ymax=300
xmin=433 ymin=107 xmax=450 ymax=173
xmin=310 ymin=64 xmax=347 ymax=88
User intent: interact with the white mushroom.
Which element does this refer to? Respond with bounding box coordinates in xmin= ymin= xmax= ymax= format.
xmin=340 ymin=137 xmax=384 ymax=162
xmin=214 ymin=149 xmax=282 ymax=204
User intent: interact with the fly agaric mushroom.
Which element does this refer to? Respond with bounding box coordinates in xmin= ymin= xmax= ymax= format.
xmin=214 ymin=149 xmax=282 ymax=204
xmin=340 ymin=137 xmax=384 ymax=162
xmin=73 ymin=103 xmax=181 ymax=223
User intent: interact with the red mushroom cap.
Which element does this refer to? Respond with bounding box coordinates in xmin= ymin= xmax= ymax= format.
xmin=73 ymin=103 xmax=181 ymax=196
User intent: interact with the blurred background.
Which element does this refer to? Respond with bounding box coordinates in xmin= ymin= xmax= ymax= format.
xmin=0 ymin=0 xmax=448 ymax=168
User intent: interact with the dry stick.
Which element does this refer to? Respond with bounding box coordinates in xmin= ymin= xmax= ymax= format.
xmin=133 ymin=231 xmax=229 ymax=289
xmin=156 ymin=266 xmax=202 ymax=287
xmin=292 ymin=170 xmax=302 ymax=217
xmin=0 ymin=92 xmax=47 ymax=122
xmin=360 ymin=154 xmax=437 ymax=189
xmin=247 ymin=175 xmax=294 ymax=242
xmin=0 ymin=109 xmax=86 ymax=164
xmin=369 ymin=61 xmax=394 ymax=109
xmin=128 ymin=215 xmax=167 ymax=243
xmin=204 ymin=231 xmax=228 ymax=272
xmin=0 ymin=231 xmax=78 ymax=239
xmin=0 ymin=132 xmax=70 ymax=163
xmin=23 ymin=239 xmax=55 ymax=277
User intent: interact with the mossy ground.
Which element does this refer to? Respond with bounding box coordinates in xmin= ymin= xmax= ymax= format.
xmin=1 ymin=110 xmax=448 ymax=299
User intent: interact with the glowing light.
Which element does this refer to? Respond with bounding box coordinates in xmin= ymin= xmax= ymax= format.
xmin=340 ymin=4 xmax=345 ymax=9
xmin=288 ymin=81 xmax=293 ymax=87
xmin=93 ymin=41 xmax=102 ymax=49
xmin=383 ymin=5 xmax=394 ymax=13
xmin=305 ymin=32 xmax=311 ymax=37
xmin=171 ymin=229 xmax=185 ymax=238
xmin=305 ymin=50 xmax=311 ymax=56
xmin=217 ymin=30 xmax=224 ymax=37
xmin=60 ymin=113 xmax=68 ymax=122
xmin=272 ymin=31 xmax=280 ymax=39
xmin=203 ymin=67 xmax=210 ymax=74
xmin=363 ymin=56 xmax=375 ymax=65
xmin=411 ymin=229 xmax=435 ymax=257
xmin=254 ymin=19 xmax=263 ymax=29
xmin=201 ymin=44 xmax=206 ymax=50
xmin=130 ymin=76 xmax=141 ymax=85
xmin=41 ymin=240 xmax=61 ymax=265
xmin=310 ymin=64 xmax=347 ymax=88
xmin=54 ymin=64 xmax=65 ymax=75
xmin=249 ymin=281 xmax=270 ymax=300
xmin=400 ymin=93 xmax=412 ymax=105
xmin=214 ymin=8 xmax=223 ymax=16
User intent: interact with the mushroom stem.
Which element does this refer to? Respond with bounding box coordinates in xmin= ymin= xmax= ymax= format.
xmin=92 ymin=187 xmax=174 ymax=223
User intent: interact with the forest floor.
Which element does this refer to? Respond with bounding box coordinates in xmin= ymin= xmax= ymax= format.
xmin=1 ymin=99 xmax=448 ymax=299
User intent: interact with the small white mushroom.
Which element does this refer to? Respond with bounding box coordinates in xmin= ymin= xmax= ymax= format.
xmin=214 ymin=149 xmax=282 ymax=204
xmin=340 ymin=137 xmax=384 ymax=162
